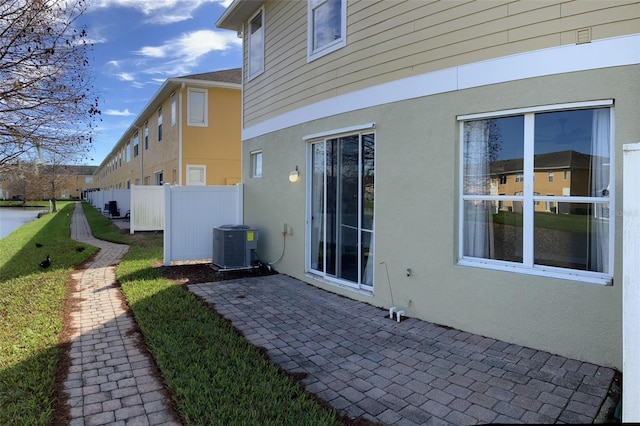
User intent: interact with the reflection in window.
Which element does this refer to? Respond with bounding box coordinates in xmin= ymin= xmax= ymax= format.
xmin=248 ymin=9 xmax=264 ymax=78
xmin=308 ymin=0 xmax=345 ymax=60
xmin=461 ymin=107 xmax=612 ymax=279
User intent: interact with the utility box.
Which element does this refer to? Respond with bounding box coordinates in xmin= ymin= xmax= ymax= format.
xmin=212 ymin=225 xmax=258 ymax=269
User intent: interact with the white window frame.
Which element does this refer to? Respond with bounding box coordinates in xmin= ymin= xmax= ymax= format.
xmin=187 ymin=88 xmax=208 ymax=127
xmin=307 ymin=0 xmax=347 ymax=62
xmin=155 ymin=170 xmax=163 ymax=186
xmin=250 ymin=150 xmax=262 ymax=178
xmin=247 ymin=7 xmax=264 ymax=80
xmin=125 ymin=141 xmax=131 ymax=163
xmin=457 ymin=100 xmax=615 ymax=285
xmin=171 ymin=92 xmax=176 ymax=127
xmin=186 ymin=165 xmax=206 ymax=186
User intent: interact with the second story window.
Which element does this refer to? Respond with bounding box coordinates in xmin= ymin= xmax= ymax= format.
xmin=133 ymin=133 xmax=139 ymax=157
xmin=308 ymin=0 xmax=346 ymax=61
xmin=188 ymin=88 xmax=207 ymax=127
xmin=144 ymin=122 xmax=149 ymax=149
xmin=126 ymin=141 xmax=131 ymax=162
xmin=171 ymin=93 xmax=176 ymax=126
xmin=158 ymin=107 xmax=163 ymax=142
xmin=248 ymin=8 xmax=264 ymax=79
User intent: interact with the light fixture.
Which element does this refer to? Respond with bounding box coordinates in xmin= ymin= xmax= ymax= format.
xmin=289 ymin=166 xmax=299 ymax=183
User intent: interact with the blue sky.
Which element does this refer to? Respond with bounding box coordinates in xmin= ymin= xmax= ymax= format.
xmin=78 ymin=0 xmax=241 ymax=166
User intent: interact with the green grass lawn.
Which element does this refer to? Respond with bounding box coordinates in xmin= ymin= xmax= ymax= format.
xmin=85 ymin=202 xmax=342 ymax=425
xmin=1 ymin=201 xmax=341 ymax=425
xmin=0 ymin=202 xmax=98 ymax=426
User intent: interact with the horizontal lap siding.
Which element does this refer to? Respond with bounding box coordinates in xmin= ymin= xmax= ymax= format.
xmin=243 ymin=0 xmax=640 ymax=128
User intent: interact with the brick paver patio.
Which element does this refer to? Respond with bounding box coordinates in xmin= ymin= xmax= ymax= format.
xmin=190 ymin=275 xmax=616 ymax=425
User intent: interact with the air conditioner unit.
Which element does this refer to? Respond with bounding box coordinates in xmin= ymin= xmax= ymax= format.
xmin=212 ymin=225 xmax=258 ymax=269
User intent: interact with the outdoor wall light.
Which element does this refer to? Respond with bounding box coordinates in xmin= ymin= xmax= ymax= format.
xmin=289 ymin=166 xmax=299 ymax=183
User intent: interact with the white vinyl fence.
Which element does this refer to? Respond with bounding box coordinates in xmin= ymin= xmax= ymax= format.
xmin=163 ymin=183 xmax=243 ymax=266
xmin=130 ymin=185 xmax=164 ymax=233
xmin=623 ymin=142 xmax=640 ymax=423
xmin=86 ymin=189 xmax=130 ymax=217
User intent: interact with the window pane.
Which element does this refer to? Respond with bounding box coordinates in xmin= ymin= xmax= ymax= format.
xmin=534 ymin=108 xmax=610 ymax=197
xmin=464 ymin=116 xmax=524 ymax=196
xmin=189 ymin=91 xmax=206 ymax=124
xmin=313 ymin=0 xmax=342 ymax=51
xmin=463 ymin=200 xmax=523 ymax=263
xmin=361 ymin=133 xmax=375 ymax=230
xmin=534 ymin=202 xmax=609 ymax=272
xmin=361 ymin=230 xmax=374 ymax=287
xmin=249 ymin=11 xmax=263 ymax=76
xmin=311 ymin=144 xmax=325 ymax=272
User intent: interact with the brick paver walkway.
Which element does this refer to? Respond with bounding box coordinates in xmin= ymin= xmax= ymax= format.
xmin=190 ymin=275 xmax=616 ymax=425
xmin=63 ymin=203 xmax=179 ymax=426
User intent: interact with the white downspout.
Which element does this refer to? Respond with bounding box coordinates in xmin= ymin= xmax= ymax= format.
xmin=178 ymin=83 xmax=185 ymax=185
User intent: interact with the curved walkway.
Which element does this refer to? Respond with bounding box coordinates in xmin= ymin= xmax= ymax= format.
xmin=64 ymin=203 xmax=180 ymax=426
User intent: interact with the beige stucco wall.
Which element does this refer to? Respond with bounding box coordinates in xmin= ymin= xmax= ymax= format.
xmin=242 ymin=64 xmax=639 ymax=370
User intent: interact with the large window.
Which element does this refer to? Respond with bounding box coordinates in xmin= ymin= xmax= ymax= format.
xmin=308 ymin=130 xmax=375 ymax=290
xmin=307 ymin=0 xmax=346 ymax=61
xmin=458 ymin=101 xmax=613 ymax=284
xmin=248 ymin=8 xmax=264 ymax=79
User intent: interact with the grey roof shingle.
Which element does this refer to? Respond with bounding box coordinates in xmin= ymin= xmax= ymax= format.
xmin=179 ymin=68 xmax=242 ymax=84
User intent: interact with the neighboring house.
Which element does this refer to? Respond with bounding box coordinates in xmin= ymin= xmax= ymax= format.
xmin=217 ymin=1 xmax=640 ymax=370
xmin=94 ymin=69 xmax=242 ymax=190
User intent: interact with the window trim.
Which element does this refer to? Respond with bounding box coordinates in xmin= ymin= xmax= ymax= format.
xmin=186 ymin=164 xmax=206 ymax=186
xmin=307 ymin=0 xmax=347 ymax=62
xmin=187 ymin=88 xmax=208 ymax=127
xmin=247 ymin=7 xmax=264 ymax=80
xmin=250 ymin=150 xmax=262 ymax=178
xmin=457 ymin=100 xmax=615 ymax=285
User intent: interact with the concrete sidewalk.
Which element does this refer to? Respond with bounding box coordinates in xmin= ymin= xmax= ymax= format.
xmin=190 ymin=275 xmax=617 ymax=425
xmin=63 ymin=203 xmax=180 ymax=426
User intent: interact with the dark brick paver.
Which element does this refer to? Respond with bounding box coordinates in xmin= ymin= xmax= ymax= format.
xmin=190 ymin=275 xmax=615 ymax=425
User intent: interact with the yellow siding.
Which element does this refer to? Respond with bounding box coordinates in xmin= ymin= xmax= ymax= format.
xmin=181 ymin=87 xmax=241 ymax=185
xmin=243 ymin=0 xmax=640 ymax=127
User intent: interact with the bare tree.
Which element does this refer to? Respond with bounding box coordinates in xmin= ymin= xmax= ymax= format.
xmin=2 ymin=159 xmax=47 ymax=204
xmin=0 ymin=0 xmax=99 ymax=169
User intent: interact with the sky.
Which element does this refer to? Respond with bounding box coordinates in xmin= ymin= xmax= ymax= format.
xmin=77 ymin=0 xmax=241 ymax=166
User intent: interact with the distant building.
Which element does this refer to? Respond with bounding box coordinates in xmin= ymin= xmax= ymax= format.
xmin=94 ymin=68 xmax=242 ymax=189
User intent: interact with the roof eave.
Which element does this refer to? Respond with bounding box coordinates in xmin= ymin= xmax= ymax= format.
xmin=216 ymin=0 xmax=263 ymax=31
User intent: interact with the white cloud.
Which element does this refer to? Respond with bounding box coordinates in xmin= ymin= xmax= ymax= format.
xmin=88 ymin=0 xmax=229 ymax=24
xmin=104 ymin=108 xmax=135 ymax=116
xmin=136 ymin=30 xmax=240 ymax=60
xmin=116 ymin=73 xmax=135 ymax=82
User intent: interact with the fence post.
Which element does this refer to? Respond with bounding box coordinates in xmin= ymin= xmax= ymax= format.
xmin=163 ymin=183 xmax=172 ymax=266
xmin=236 ymin=183 xmax=244 ymax=225
xmin=623 ymin=142 xmax=640 ymax=422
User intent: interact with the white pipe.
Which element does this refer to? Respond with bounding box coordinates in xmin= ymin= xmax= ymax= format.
xmin=396 ymin=310 xmax=405 ymax=322
xmin=389 ymin=306 xmax=397 ymax=319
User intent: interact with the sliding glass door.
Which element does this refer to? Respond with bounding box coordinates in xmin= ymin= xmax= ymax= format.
xmin=309 ymin=132 xmax=375 ymax=289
